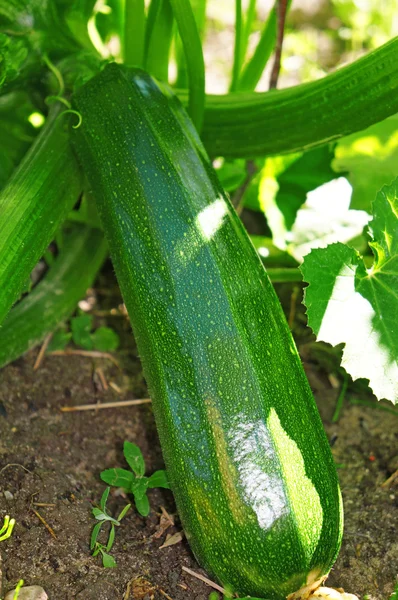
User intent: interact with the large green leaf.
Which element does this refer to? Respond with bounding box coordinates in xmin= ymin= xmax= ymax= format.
xmin=243 ymin=146 xmax=338 ymax=249
xmin=301 ymin=178 xmax=398 ymax=403
xmin=333 ymin=114 xmax=398 ymax=211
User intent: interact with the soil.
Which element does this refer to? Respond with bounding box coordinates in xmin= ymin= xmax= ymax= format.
xmin=0 ymin=273 xmax=397 ymax=600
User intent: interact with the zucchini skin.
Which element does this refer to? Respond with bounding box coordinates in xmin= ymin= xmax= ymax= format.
xmin=72 ymin=64 xmax=343 ymax=600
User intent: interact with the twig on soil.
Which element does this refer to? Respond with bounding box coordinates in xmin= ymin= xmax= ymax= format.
xmin=60 ymin=398 xmax=151 ymax=412
xmin=381 ymin=468 xmax=398 ymax=488
xmin=48 ymin=349 xmax=121 ymax=369
xmin=95 ymin=366 xmax=109 ymax=391
xmin=31 ymin=507 xmax=57 ymax=539
xmin=109 ymin=381 xmax=123 ymax=394
xmin=32 ymin=502 xmax=56 ymax=508
xmin=33 ymin=332 xmax=53 ymax=370
xmin=181 ymin=566 xmax=227 ymax=594
xmin=159 ymin=590 xmax=174 ymax=600
xmin=0 ymin=463 xmax=34 ymax=477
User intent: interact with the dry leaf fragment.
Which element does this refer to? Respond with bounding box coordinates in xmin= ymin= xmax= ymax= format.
xmin=159 ymin=530 xmax=184 ymax=549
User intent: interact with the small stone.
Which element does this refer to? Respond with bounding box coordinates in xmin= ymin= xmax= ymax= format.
xmin=3 ymin=491 xmax=13 ymax=501
xmin=5 ymin=586 xmax=48 ymax=600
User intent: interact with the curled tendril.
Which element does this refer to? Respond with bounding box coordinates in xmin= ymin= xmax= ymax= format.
xmin=45 ymin=95 xmax=71 ymax=109
xmin=57 ymin=109 xmax=83 ymax=129
xmin=43 ymin=54 xmax=65 ymax=96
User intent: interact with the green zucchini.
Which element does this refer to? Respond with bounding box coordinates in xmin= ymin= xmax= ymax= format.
xmin=72 ymin=63 xmax=343 ymax=600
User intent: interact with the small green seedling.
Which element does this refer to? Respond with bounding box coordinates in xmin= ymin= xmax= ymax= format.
xmin=48 ymin=313 xmax=120 ymax=353
xmin=12 ymin=579 xmax=24 ymax=600
xmin=100 ymin=441 xmax=170 ymax=517
xmin=0 ymin=515 xmax=15 ymax=541
xmin=390 ymin=582 xmax=398 ymax=600
xmin=91 ymin=486 xmax=131 ymax=568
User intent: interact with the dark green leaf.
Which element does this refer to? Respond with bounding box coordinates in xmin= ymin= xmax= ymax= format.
xmin=106 ymin=524 xmax=116 ymax=552
xmin=216 ymin=159 xmax=247 ymax=192
xmin=47 ymin=328 xmax=72 ymax=352
xmin=123 ymin=441 xmax=145 ymax=476
xmin=134 ymin=493 xmax=150 ymax=517
xmin=99 ymin=487 xmax=110 ymax=511
xmin=100 ymin=468 xmax=135 ymax=488
xmin=148 ymin=470 xmax=170 ymax=489
xmin=117 ymin=503 xmax=131 ymax=522
xmin=333 ymin=114 xmax=398 ymax=211
xmin=71 ymin=314 xmax=93 ymax=349
xmin=91 ymin=326 xmax=120 ymax=352
xmin=301 ymin=178 xmax=398 ymax=402
xmin=90 ymin=521 xmax=102 ymax=549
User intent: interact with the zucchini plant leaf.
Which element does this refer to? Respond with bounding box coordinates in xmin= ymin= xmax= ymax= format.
xmin=301 ymin=178 xmax=398 ymax=403
xmin=244 ymin=146 xmax=338 ymax=249
xmin=333 ymin=114 xmax=398 ymax=212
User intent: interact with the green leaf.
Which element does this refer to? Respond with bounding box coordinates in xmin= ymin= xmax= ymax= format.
xmin=117 ymin=503 xmax=131 ymax=522
xmin=100 ymin=487 xmax=110 ymax=511
xmin=301 ymin=178 xmax=398 ymax=403
xmin=71 ymin=314 xmax=93 ymax=349
xmin=90 ymin=521 xmax=102 ymax=549
xmin=134 ymin=493 xmax=150 ymax=517
xmin=123 ymin=441 xmax=145 ymax=476
xmin=106 ymin=524 xmax=116 ymax=552
xmin=47 ymin=328 xmax=72 ymax=352
xmin=91 ymin=326 xmax=120 ymax=352
xmin=333 ymin=114 xmax=398 ymax=211
xmin=216 ymin=159 xmax=247 ymax=192
xmin=100 ymin=468 xmax=135 ymax=489
xmin=148 ymin=470 xmax=170 ymax=489
xmin=101 ymin=551 xmax=117 ymax=568
xmin=287 ymin=178 xmax=370 ymax=262
xmin=92 ymin=508 xmax=108 ymax=521
xmin=130 ymin=478 xmax=149 ymax=499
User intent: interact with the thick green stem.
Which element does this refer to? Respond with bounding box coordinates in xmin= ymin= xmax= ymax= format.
xmin=145 ymin=0 xmax=174 ymax=82
xmin=230 ymin=0 xmax=243 ymax=92
xmin=124 ymin=0 xmax=146 ymax=67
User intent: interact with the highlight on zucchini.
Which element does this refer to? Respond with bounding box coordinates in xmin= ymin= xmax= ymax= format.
xmin=72 ymin=63 xmax=347 ymax=600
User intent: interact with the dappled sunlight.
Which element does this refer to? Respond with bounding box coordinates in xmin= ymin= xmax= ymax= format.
xmin=317 ymin=262 xmax=398 ymax=400
xmin=267 ymin=408 xmax=323 ymax=560
xmin=288 ymin=178 xmax=370 ymax=261
xmin=173 ymin=197 xmax=228 ymax=268
xmin=196 ymin=198 xmax=228 ymax=241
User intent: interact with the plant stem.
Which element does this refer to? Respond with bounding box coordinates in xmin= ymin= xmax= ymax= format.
xmin=145 ymin=0 xmax=174 ymax=82
xmin=169 ymin=0 xmax=205 ymax=131
xmin=332 ymin=375 xmax=348 ymax=423
xmin=230 ymin=0 xmax=243 ymax=92
xmin=269 ymin=0 xmax=289 ymax=89
xmin=124 ymin=0 xmax=146 ymax=67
